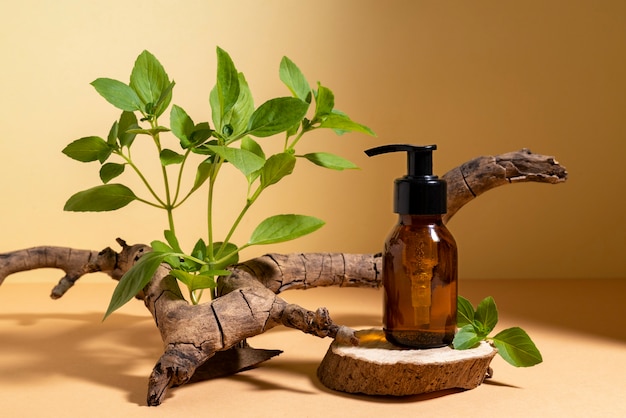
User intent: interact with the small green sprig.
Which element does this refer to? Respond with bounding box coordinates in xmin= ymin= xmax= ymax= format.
xmin=61 ymin=48 xmax=374 ymax=318
xmin=454 ymin=296 xmax=543 ymax=367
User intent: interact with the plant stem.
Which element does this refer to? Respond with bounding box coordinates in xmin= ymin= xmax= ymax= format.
xmin=285 ymin=126 xmax=310 ymax=151
xmin=214 ymin=183 xmax=263 ymax=260
xmin=116 ymin=151 xmax=167 ymax=207
xmin=206 ymin=157 xmax=224 ymax=262
xmin=134 ymin=196 xmax=166 ymax=209
xmin=172 ymin=148 xmax=192 ymax=205
xmin=190 ymin=288 xmax=200 ymax=305
xmin=215 ymin=202 xmax=251 ymax=260
xmin=150 ymin=120 xmax=176 ymax=234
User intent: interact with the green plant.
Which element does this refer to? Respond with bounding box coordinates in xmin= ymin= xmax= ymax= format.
xmin=454 ymin=295 xmax=543 ymax=367
xmin=61 ymin=47 xmax=374 ymax=318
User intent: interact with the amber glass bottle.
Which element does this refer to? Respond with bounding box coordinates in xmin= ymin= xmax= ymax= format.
xmin=365 ymin=144 xmax=458 ymax=348
xmin=382 ymin=214 xmax=457 ymax=348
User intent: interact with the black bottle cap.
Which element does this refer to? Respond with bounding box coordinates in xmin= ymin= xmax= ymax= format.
xmin=365 ymin=144 xmax=447 ymax=215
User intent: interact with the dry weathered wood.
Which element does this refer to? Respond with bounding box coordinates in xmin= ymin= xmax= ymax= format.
xmin=317 ymin=329 xmax=496 ymax=395
xmin=0 ymin=149 xmax=567 ymax=405
xmin=0 ymin=238 xmax=147 ymax=298
xmin=143 ymin=253 xmax=363 ymax=405
xmin=443 ymin=148 xmax=567 ymax=222
xmin=187 ymin=341 xmax=283 ymax=383
xmin=225 ymin=252 xmax=380 ymax=294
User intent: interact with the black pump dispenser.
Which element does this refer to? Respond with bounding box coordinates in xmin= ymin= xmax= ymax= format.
xmin=365 ymin=144 xmax=446 ymax=215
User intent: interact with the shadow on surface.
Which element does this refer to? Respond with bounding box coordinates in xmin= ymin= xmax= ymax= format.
xmin=0 ymin=312 xmax=161 ymax=405
xmin=259 ymin=358 xmax=479 ymax=403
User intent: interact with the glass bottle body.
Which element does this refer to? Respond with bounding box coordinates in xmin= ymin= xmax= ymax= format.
xmin=383 ymin=214 xmax=458 ymax=348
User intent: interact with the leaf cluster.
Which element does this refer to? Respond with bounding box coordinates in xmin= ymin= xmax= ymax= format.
xmin=455 ymin=296 xmax=543 ymax=367
xmin=61 ymin=48 xmax=374 ymax=317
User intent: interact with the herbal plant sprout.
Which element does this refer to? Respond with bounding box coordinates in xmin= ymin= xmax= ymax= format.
xmin=62 ymin=48 xmax=374 ymax=317
xmin=454 ymin=296 xmax=543 ymax=367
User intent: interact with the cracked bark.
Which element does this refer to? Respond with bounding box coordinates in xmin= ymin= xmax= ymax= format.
xmin=443 ymin=148 xmax=566 ymax=222
xmin=0 ymin=149 xmax=567 ymax=406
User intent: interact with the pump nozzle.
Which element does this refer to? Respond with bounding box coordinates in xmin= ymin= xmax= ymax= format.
xmin=364 ymin=144 xmax=447 ymax=215
xmin=365 ymin=144 xmax=436 ymax=178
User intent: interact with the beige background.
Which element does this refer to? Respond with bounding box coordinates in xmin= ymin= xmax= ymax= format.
xmin=1 ymin=0 xmax=625 ymax=281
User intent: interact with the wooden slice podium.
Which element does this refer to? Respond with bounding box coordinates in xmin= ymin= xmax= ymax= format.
xmin=317 ymin=329 xmax=496 ymax=396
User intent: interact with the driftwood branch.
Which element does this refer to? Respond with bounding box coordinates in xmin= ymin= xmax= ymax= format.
xmin=0 ymin=149 xmax=567 ymax=405
xmin=442 ymin=148 xmax=567 ymax=222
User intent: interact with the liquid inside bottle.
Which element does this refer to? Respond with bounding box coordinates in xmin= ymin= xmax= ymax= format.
xmin=383 ymin=214 xmax=457 ymax=348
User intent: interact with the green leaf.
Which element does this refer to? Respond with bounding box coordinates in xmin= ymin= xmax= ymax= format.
xmin=62 ymin=136 xmax=112 ymax=163
xmin=247 ymin=97 xmax=309 ymax=138
xmin=169 ymin=270 xmax=223 ymax=292
xmin=151 ymin=237 xmax=183 ymax=269
xmin=211 ymin=47 xmax=240 ymax=130
xmin=241 ymin=136 xmax=265 ymax=160
xmin=104 ymin=251 xmax=168 ymax=319
xmin=91 ymin=78 xmax=141 ymax=112
xmin=206 ymin=145 xmax=265 ymax=177
xmin=211 ymin=242 xmax=239 ymax=269
xmin=313 ymin=83 xmax=334 ymax=120
xmin=107 ymin=121 xmax=119 ymax=147
xmin=457 ymin=295 xmax=476 ymax=327
xmin=159 ymin=149 xmax=185 ymax=166
xmin=99 ymin=163 xmax=125 ymax=183
xmin=279 ymin=56 xmax=311 ymax=101
xmin=189 ymin=122 xmax=213 ymax=146
xmin=286 ymin=120 xmax=300 ymax=138
xmin=492 ymin=327 xmax=543 ymax=367
xmin=150 ymin=240 xmax=181 ymax=269
xmin=150 ymin=240 xmax=173 ymax=253
xmin=452 ymin=324 xmax=483 ymax=350
xmin=475 ymin=296 xmax=498 ymax=335
xmin=191 ymin=238 xmax=207 ymax=261
xmin=241 ymin=137 xmax=265 ymax=184
xmin=126 ymin=126 xmax=170 ymax=136
xmin=260 ymin=153 xmax=296 ymax=188
xmin=153 ymin=80 xmax=175 ymax=118
xmin=63 ymin=184 xmax=137 ymax=212
xmin=170 ymin=104 xmax=195 ymax=146
xmin=209 ymin=87 xmax=220 ymax=133
xmin=302 ymin=152 xmax=358 ymax=170
xmin=129 ymin=50 xmax=172 ymax=117
xmin=191 ymin=159 xmax=213 ymax=192
xmin=117 ymin=111 xmax=139 ymax=148
xmin=164 ymin=229 xmax=183 ymax=253
xmin=319 ymin=112 xmax=375 ymax=136
xmin=225 ymin=73 xmax=254 ymax=138
xmin=248 ymin=214 xmax=325 ymax=246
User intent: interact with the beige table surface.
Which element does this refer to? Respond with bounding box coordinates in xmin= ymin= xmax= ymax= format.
xmin=0 ymin=278 xmax=624 ymax=417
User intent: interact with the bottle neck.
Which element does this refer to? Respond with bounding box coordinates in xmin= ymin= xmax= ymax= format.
xmin=398 ymin=214 xmax=444 ymax=225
